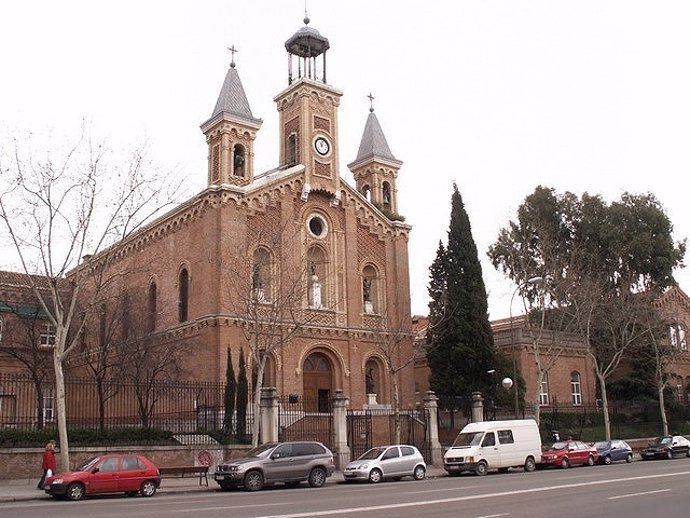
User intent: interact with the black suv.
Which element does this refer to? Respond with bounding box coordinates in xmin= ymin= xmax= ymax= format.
xmin=214 ymin=441 xmax=336 ymax=491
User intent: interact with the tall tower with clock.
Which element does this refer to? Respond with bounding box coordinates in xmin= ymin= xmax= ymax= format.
xmin=274 ymin=16 xmax=343 ymax=203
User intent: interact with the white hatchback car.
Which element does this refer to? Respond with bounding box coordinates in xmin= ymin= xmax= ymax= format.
xmin=343 ymin=445 xmax=426 ymax=483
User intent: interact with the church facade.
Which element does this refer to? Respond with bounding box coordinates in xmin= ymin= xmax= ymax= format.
xmin=63 ymin=19 xmax=415 ymax=410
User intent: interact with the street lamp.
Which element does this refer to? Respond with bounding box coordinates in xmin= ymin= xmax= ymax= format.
xmin=509 ymin=276 xmax=543 ymax=418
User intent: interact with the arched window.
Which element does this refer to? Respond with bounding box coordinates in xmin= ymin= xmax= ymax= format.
xmin=287 ymin=134 xmax=297 ymax=166
xmin=307 ymin=246 xmax=327 ymax=308
xmin=178 ymin=267 xmax=189 ymax=322
xmin=303 ymin=352 xmax=333 ymax=413
xmin=539 ymin=373 xmax=549 ymax=406
xmin=252 ymin=248 xmax=272 ymax=302
xmin=233 ymin=144 xmax=246 ymax=177
xmin=147 ymin=281 xmax=157 ymax=332
xmin=669 ymin=323 xmax=687 ymax=351
xmin=570 ymin=371 xmax=582 ymax=406
xmin=361 ymin=184 xmax=371 ymax=201
xmin=382 ymin=182 xmax=392 ymax=209
xmin=362 ymin=264 xmax=378 ymax=314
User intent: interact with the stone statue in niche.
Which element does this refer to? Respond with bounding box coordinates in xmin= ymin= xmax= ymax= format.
xmin=309 ymin=261 xmax=322 ymax=309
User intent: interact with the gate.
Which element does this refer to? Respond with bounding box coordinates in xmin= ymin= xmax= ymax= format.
xmin=278 ymin=396 xmax=333 ymax=450
xmin=347 ymin=408 xmax=430 ymax=463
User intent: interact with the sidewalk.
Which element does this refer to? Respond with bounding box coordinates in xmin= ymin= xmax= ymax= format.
xmin=0 ymin=466 xmax=448 ymax=502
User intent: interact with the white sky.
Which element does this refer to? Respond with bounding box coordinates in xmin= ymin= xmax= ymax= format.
xmin=2 ymin=1 xmax=689 ymax=320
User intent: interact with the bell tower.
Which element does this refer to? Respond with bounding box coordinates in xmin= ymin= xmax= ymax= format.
xmin=200 ymin=47 xmax=262 ymax=187
xmin=348 ymin=95 xmax=403 ymax=217
xmin=274 ymin=17 xmax=342 ymax=202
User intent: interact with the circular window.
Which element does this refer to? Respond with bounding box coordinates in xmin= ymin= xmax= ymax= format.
xmin=307 ymin=214 xmax=327 ymax=239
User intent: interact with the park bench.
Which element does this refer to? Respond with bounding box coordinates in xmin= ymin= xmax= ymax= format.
xmin=158 ymin=465 xmax=209 ymax=486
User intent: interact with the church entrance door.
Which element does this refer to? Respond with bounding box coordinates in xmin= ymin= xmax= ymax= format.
xmin=303 ymin=353 xmax=333 ymax=412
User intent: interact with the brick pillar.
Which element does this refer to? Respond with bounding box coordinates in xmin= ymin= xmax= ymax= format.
xmin=423 ymin=391 xmax=444 ymax=466
xmin=332 ymin=389 xmax=350 ymax=469
xmin=260 ymin=387 xmax=279 ymax=444
xmin=471 ymin=391 xmax=484 ymax=423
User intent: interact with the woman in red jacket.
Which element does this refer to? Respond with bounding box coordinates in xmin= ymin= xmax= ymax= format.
xmin=37 ymin=440 xmax=56 ymax=489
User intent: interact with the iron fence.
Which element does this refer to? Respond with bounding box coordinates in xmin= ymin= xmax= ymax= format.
xmin=0 ymin=373 xmax=253 ymax=444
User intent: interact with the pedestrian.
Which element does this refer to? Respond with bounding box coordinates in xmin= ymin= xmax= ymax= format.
xmin=37 ymin=440 xmax=57 ymax=490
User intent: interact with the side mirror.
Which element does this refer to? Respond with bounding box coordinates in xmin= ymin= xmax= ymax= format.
xmin=270 ymin=453 xmax=280 ymax=460
xmin=92 ymin=468 xmax=100 ymax=474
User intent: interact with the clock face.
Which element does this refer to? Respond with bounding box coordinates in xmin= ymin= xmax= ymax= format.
xmin=314 ymin=136 xmax=330 ymax=156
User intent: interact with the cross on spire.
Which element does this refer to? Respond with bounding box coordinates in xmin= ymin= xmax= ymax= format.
xmin=228 ymin=44 xmax=239 ymax=68
xmin=367 ymin=92 xmax=375 ymax=112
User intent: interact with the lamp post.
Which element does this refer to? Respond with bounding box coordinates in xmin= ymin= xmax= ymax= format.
xmin=509 ymin=276 xmax=543 ymax=418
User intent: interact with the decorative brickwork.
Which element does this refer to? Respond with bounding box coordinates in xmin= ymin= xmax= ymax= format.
xmin=313 ymin=115 xmax=330 ymax=133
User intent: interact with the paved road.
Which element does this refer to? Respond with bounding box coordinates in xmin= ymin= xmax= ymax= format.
xmin=1 ymin=459 xmax=688 ymax=518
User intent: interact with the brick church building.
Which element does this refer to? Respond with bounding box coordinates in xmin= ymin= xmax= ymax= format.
xmin=0 ymin=18 xmax=415 ymax=412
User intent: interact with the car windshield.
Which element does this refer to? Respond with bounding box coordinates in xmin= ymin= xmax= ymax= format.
xmin=75 ymin=457 xmax=101 ymax=472
xmin=452 ymin=432 xmax=484 ymax=447
xmin=594 ymin=441 xmax=610 ymax=449
xmin=358 ymin=447 xmax=387 ymax=460
xmin=550 ymin=442 xmax=568 ymax=451
xmin=245 ymin=443 xmax=278 ymax=458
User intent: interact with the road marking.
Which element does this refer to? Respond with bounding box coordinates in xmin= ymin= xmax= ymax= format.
xmin=476 ymin=514 xmax=510 ymax=518
xmin=255 ymin=470 xmax=690 ymax=518
xmin=608 ymin=489 xmax=672 ymax=500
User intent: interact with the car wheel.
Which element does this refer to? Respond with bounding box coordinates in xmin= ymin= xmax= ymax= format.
xmin=686 ymin=449 xmax=690 ymax=458
xmin=524 ymin=457 xmax=536 ymax=472
xmin=66 ymin=482 xmax=85 ymax=501
xmin=308 ymin=467 xmax=327 ymax=488
xmin=475 ymin=461 xmax=488 ymax=476
xmin=667 ymin=450 xmax=673 ymax=460
xmin=244 ymin=470 xmax=264 ymax=491
xmin=603 ymin=455 xmax=612 ymax=465
xmin=560 ymin=457 xmax=570 ymax=469
xmin=413 ymin=465 xmax=426 ymax=481
xmin=626 ymin=453 xmax=633 ymax=463
xmin=368 ymin=468 xmax=383 ymax=484
xmin=586 ymin=455 xmax=595 ymax=467
xmin=140 ymin=480 xmax=157 ymax=497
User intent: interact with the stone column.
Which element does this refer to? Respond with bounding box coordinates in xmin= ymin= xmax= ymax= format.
xmin=471 ymin=391 xmax=485 ymax=423
xmin=331 ymin=390 xmax=350 ymax=469
xmin=423 ymin=391 xmax=444 ymax=467
xmin=260 ymin=387 xmax=279 ymax=444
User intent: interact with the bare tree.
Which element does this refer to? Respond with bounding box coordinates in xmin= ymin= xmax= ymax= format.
xmin=0 ymin=131 xmax=178 ymax=469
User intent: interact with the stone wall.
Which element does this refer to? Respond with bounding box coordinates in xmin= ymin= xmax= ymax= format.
xmin=0 ymin=444 xmax=253 ymax=481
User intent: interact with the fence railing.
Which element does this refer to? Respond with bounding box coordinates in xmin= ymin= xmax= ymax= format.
xmin=0 ymin=373 xmax=253 ymax=443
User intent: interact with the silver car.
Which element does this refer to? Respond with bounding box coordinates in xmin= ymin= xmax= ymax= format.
xmin=214 ymin=441 xmax=336 ymax=491
xmin=343 ymin=445 xmax=427 ymax=483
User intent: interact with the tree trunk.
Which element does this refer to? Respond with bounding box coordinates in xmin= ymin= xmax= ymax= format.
xmin=97 ymin=380 xmax=106 ymax=431
xmin=251 ymin=360 xmax=266 ymax=447
xmin=658 ymin=380 xmax=669 ymax=436
xmin=533 ymin=369 xmax=544 ymax=427
xmin=392 ymin=371 xmax=401 ymax=444
xmin=53 ymin=351 xmax=70 ymax=471
xmin=597 ymin=372 xmax=611 ymax=441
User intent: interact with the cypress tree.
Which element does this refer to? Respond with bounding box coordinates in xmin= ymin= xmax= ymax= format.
xmin=236 ymin=348 xmax=248 ymax=442
xmin=426 ymin=184 xmax=496 ymax=411
xmin=222 ymin=348 xmax=236 ymax=436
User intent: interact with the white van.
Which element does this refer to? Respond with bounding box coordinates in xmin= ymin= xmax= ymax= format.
xmin=443 ymin=419 xmax=542 ymax=476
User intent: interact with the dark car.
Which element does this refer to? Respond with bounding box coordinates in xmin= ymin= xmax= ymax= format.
xmin=214 ymin=441 xmax=336 ymax=491
xmin=540 ymin=440 xmax=598 ymax=469
xmin=594 ymin=440 xmax=634 ymax=464
xmin=641 ymin=435 xmax=690 ymax=460
xmin=44 ymin=454 xmax=160 ymax=501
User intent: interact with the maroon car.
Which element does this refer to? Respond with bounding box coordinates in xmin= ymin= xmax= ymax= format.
xmin=44 ymin=454 xmax=161 ymax=500
xmin=540 ymin=440 xmax=599 ymax=469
